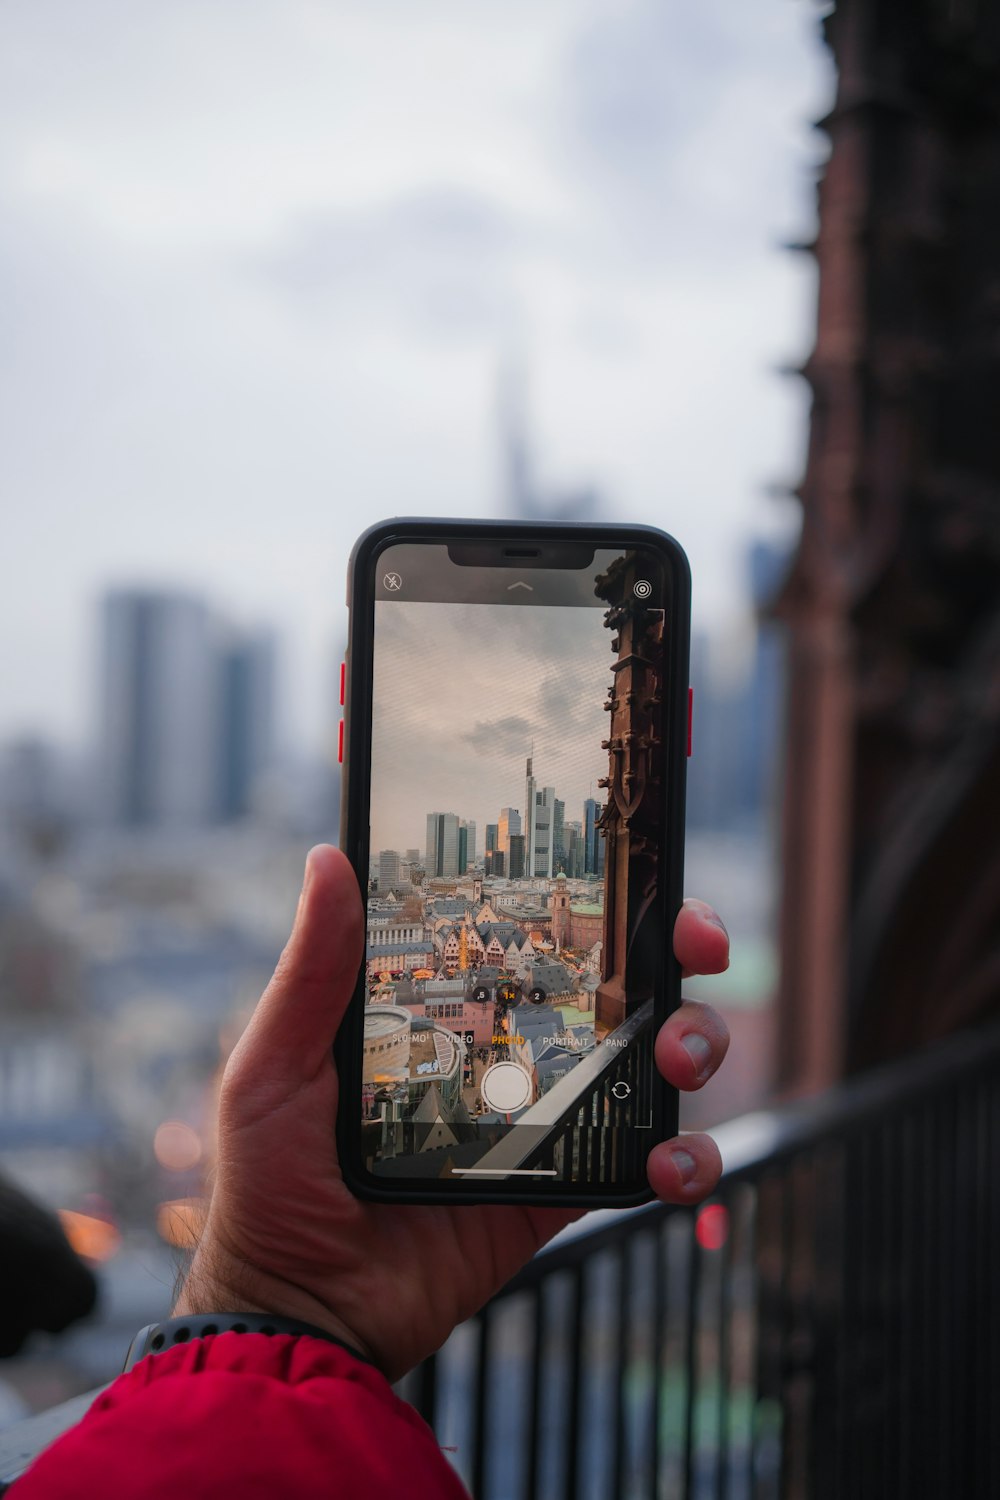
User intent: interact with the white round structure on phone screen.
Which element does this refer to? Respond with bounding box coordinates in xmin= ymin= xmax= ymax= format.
xmin=480 ymin=1062 xmax=532 ymax=1114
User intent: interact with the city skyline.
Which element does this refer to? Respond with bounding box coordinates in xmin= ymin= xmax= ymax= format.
xmin=369 ymin=600 xmax=613 ymax=853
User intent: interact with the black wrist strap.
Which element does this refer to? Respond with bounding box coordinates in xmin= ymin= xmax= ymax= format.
xmin=123 ymin=1314 xmax=372 ymax=1373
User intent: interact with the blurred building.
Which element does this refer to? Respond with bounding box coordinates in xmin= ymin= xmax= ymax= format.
xmin=498 ymin=361 xmax=602 ymax=522
xmin=773 ymin=0 xmax=1000 ymax=1088
xmin=217 ymin=632 xmax=276 ymax=822
xmin=98 ymin=590 xmax=277 ymax=828
xmin=686 ymin=539 xmax=790 ymax=837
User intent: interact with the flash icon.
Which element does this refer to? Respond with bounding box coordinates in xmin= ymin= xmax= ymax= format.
xmin=383 ymin=573 xmax=402 ymax=592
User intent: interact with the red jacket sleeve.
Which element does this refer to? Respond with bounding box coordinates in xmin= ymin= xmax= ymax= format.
xmin=13 ymin=1333 xmax=470 ymax=1499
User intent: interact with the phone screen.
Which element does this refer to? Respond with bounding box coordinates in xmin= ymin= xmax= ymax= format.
xmin=352 ymin=536 xmax=680 ymax=1193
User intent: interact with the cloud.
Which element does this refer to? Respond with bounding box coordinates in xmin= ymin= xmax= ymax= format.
xmin=461 ymin=716 xmax=534 ymax=756
xmin=257 ymin=186 xmax=525 ymax=340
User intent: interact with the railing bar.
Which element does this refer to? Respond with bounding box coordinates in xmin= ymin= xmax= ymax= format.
xmin=968 ymin=1079 xmax=981 ymax=1491
xmin=650 ymin=1222 xmax=667 ymax=1500
xmin=959 ymin=1086 xmax=965 ymax=1494
xmin=958 ymin=1081 xmax=976 ymax=1494
xmin=862 ymin=1122 xmax=879 ymax=1500
xmin=471 ymin=1310 xmax=492 ymax=1500
xmin=938 ymin=1089 xmax=953 ymax=1497
xmin=797 ymin=1153 xmax=818 ymax=1500
xmin=896 ymin=1109 xmax=912 ymax=1500
xmin=970 ymin=1078 xmax=985 ymax=1495
xmin=809 ymin=1146 xmax=836 ymax=1500
xmin=951 ymin=1085 xmax=964 ymax=1495
xmin=755 ymin=1176 xmax=773 ymax=1500
xmin=778 ymin=1166 xmax=794 ymax=1500
xmin=969 ymin=1082 xmax=981 ymax=1494
xmin=610 ymin=1240 xmax=629 ymax=1500
xmin=734 ymin=1182 xmax=758 ymax=1500
xmin=525 ymin=1282 xmax=546 ymax=1500
xmin=952 ymin=1081 xmax=964 ymax=1485
xmin=981 ymin=1074 xmax=995 ymax=1500
xmin=990 ymin=1075 xmax=1000 ymax=1500
xmin=871 ymin=1123 xmax=884 ymax=1498
xmin=561 ymin=1266 xmax=585 ymax=1500
xmin=879 ymin=1116 xmax=893 ymax=1500
xmin=675 ymin=1212 xmax=697 ymax=1499
xmin=923 ymin=1104 xmax=941 ymax=1488
xmin=833 ymin=1142 xmax=849 ymax=1500
xmin=714 ymin=1193 xmax=734 ymax=1500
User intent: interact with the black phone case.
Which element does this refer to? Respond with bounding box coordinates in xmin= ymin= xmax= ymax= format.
xmin=335 ymin=517 xmax=691 ymax=1207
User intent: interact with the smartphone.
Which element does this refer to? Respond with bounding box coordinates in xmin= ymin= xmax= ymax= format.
xmin=336 ymin=518 xmax=691 ymax=1206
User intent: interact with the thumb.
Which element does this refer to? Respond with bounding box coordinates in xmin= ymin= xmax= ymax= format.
xmin=236 ymin=844 xmax=365 ymax=1081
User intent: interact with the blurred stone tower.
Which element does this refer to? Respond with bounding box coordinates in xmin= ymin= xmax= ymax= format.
xmin=774 ymin=0 xmax=1000 ymax=1089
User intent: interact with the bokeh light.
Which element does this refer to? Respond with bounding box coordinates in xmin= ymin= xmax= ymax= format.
xmin=58 ymin=1209 xmax=121 ymax=1264
xmin=153 ymin=1120 xmax=203 ymax=1172
xmin=156 ymin=1198 xmax=206 ymax=1250
xmin=695 ymin=1202 xmax=729 ymax=1252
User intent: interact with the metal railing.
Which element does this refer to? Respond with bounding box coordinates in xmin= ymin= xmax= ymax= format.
xmin=4 ymin=1022 xmax=998 ymax=1497
xmin=399 ymin=1022 xmax=1000 ymax=1499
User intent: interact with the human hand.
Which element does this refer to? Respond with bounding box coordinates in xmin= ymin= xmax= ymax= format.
xmin=174 ymin=846 xmax=730 ymax=1382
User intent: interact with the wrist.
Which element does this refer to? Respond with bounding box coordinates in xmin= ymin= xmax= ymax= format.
xmin=173 ymin=1238 xmax=376 ymax=1371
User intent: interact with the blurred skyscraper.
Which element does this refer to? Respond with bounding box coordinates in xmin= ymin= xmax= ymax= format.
xmin=498 ymin=361 xmax=601 ymax=522
xmin=217 ymin=632 xmax=276 ymax=822
xmin=98 ymin=590 xmax=277 ymax=827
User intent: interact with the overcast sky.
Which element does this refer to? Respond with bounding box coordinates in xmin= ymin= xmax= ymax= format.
xmin=1 ymin=0 xmax=832 ymax=755
xmin=371 ymin=600 xmax=615 ymax=850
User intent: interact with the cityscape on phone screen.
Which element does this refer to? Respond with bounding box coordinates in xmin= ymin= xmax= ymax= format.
xmin=361 ymin=549 xmax=669 ymax=1185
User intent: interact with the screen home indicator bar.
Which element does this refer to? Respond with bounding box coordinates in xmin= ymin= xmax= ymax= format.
xmin=451 ymin=1168 xmax=560 ymax=1178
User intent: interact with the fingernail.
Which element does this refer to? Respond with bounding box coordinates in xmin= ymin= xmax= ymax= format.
xmin=670 ymin=1149 xmax=698 ymax=1185
xmin=704 ymin=908 xmax=729 ymax=938
xmin=681 ymin=1033 xmax=713 ymax=1079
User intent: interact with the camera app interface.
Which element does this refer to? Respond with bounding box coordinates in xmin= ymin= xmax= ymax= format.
xmin=361 ymin=543 xmax=670 ymax=1187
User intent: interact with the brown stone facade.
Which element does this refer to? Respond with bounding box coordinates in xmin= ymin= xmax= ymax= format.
xmin=774 ymin=0 xmax=1000 ymax=1089
xmin=593 ymin=555 xmax=664 ymax=1037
